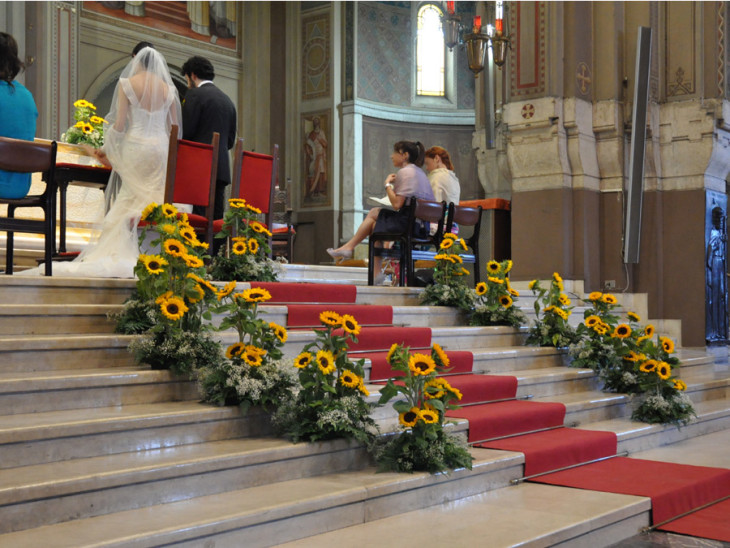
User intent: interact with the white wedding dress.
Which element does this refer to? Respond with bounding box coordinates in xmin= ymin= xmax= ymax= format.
xmin=21 ymin=48 xmax=181 ymax=278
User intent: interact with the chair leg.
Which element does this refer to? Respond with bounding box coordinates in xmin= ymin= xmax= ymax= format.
xmin=5 ymin=230 xmax=12 ymax=275
xmin=367 ymin=241 xmax=375 ymax=286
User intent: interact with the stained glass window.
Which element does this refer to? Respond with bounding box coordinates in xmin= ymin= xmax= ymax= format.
xmin=416 ymin=4 xmax=446 ymax=97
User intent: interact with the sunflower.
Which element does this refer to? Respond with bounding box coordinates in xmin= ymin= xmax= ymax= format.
xmin=398 ymin=407 xmax=420 ymax=427
xmin=585 ymin=315 xmax=601 ymax=327
xmin=639 ymin=359 xmax=658 ymax=373
xmin=155 ymin=290 xmax=173 ymax=305
xmin=528 ymin=279 xmax=538 ymax=290
xmin=163 ymin=238 xmax=187 ymax=257
xmin=673 ymin=379 xmax=687 ymax=391
xmin=226 ymin=342 xmax=245 ymax=359
xmin=242 ymin=346 xmax=264 ymax=367
xmin=449 ymin=386 xmax=463 ymax=401
xmin=627 ymin=311 xmax=641 ymax=322
xmin=509 ymin=287 xmax=520 ymax=297
xmin=553 ymin=307 xmax=569 ymax=320
xmin=588 ymin=291 xmax=603 ymax=301
xmin=602 ymin=294 xmax=618 ymax=305
xmin=488 ymin=276 xmax=504 ymax=285
xmin=140 ymin=202 xmax=158 ymax=220
xmin=187 ymin=272 xmax=206 ymax=284
xmin=250 ymin=221 xmax=272 ymax=236
xmin=161 ymin=203 xmax=178 ymax=218
xmin=660 ymin=336 xmax=675 ymax=354
xmin=553 ymin=272 xmax=563 ymax=284
xmin=418 ymin=409 xmax=439 ymax=424
xmin=475 ymin=282 xmax=488 ymax=296
xmin=358 ymin=380 xmax=370 ymax=396
xmin=499 ymin=295 xmax=513 ymax=308
xmin=241 ymin=287 xmax=272 ymax=303
xmin=142 ymin=254 xmax=167 ymax=274
xmin=159 ymin=223 xmax=176 ymax=235
xmin=424 ymin=378 xmax=446 ymax=399
xmin=559 ymin=294 xmax=571 ymax=306
xmin=248 ymin=238 xmax=260 ymax=254
xmin=443 ymin=232 xmax=457 ymax=240
xmin=229 ymin=198 xmax=246 ymax=208
xmin=341 ymin=314 xmax=361 ymax=336
xmin=90 ymin=115 xmax=107 ymax=125
xmin=487 ymin=260 xmax=501 ymax=274
xmin=74 ymin=99 xmax=94 ymax=109
xmin=503 ymin=259 xmax=513 ymax=273
xmin=316 ymin=350 xmax=336 ymax=374
xmin=160 ymin=296 xmax=188 ymax=321
xmin=451 ymin=254 xmax=464 ymax=264
xmin=216 ymin=281 xmax=237 ymax=300
xmin=613 ymin=324 xmax=632 ymax=339
xmin=81 ymin=122 xmax=94 ymax=134
xmin=623 ymin=351 xmax=640 ymax=362
xmin=246 ymin=204 xmax=262 ymax=214
xmin=440 ymin=239 xmax=454 ymax=250
xmin=269 ymin=322 xmax=288 ymax=343
xmin=656 ymin=361 xmax=671 ymax=380
xmin=179 ymin=226 xmax=198 ymax=245
xmin=230 ymin=240 xmax=248 ymax=255
xmin=188 ymin=284 xmax=205 ymax=304
xmin=339 ymin=369 xmax=360 ymax=388
xmin=294 ymin=352 xmax=313 ymax=368
xmin=183 ymin=254 xmax=204 ymax=268
xmin=594 ymin=324 xmax=609 ymax=336
xmin=319 ymin=310 xmax=342 ymax=327
xmin=643 ymin=325 xmax=655 ymax=338
xmin=432 ymin=342 xmax=450 ymax=367
xmin=408 ymin=353 xmax=437 ymax=376
xmin=386 ymin=342 xmax=399 ymax=363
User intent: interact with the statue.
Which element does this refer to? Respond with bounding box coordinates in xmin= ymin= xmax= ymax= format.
xmin=706 ymin=205 xmax=728 ymax=343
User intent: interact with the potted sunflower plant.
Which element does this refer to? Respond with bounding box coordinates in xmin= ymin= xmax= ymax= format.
xmin=420 ymin=232 xmax=474 ymax=309
xmin=469 ymin=259 xmax=526 ymax=327
xmin=61 ymin=99 xmax=105 ymax=149
xmin=525 ymin=272 xmax=578 ymax=347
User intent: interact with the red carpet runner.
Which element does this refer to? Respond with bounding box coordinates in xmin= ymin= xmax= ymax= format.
xmin=255 ymin=281 xmax=728 ymax=541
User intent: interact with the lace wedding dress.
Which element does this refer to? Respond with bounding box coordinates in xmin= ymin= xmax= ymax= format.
xmin=21 ymin=48 xmax=181 ymax=278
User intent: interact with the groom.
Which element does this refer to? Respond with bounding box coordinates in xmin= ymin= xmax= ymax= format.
xmin=181 ymin=56 xmax=237 ymax=223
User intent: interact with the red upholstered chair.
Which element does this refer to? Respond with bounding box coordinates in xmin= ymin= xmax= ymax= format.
xmin=0 ymin=137 xmax=58 ymax=275
xmin=162 ymin=125 xmax=219 ymax=249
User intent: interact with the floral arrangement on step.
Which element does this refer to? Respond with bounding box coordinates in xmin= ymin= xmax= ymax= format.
xmin=469 ymin=259 xmax=526 ymax=327
xmin=372 ymin=343 xmax=473 ymax=474
xmin=525 ymin=273 xmax=579 ymax=347
xmin=419 ymin=233 xmax=475 ymax=309
xmin=209 ymin=198 xmax=282 ymax=282
xmin=272 ymin=311 xmax=376 ymax=444
xmin=568 ymin=292 xmax=694 ymax=426
xmin=122 ymin=203 xmax=223 ymax=375
xmin=61 ymin=99 xmax=105 ymax=148
xmin=197 ymin=285 xmax=296 ymax=414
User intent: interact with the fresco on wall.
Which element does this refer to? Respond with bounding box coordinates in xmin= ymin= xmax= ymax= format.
xmin=302 ymin=13 xmax=331 ymax=100
xmin=302 ymin=112 xmax=331 ymax=207
xmin=84 ymin=1 xmax=237 ymax=50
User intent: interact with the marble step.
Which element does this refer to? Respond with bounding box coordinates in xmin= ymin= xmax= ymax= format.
xmin=0 ymin=436 xmax=371 ymax=534
xmin=0 ymin=447 xmax=525 ymax=546
xmin=0 ymin=276 xmax=134 ymax=305
xmin=0 ymin=402 xmax=267 ymax=469
xmin=0 ymin=304 xmax=121 ymax=336
xmin=0 ymin=368 xmax=198 ymax=415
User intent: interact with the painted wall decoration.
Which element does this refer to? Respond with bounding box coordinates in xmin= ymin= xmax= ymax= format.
xmin=665 ymin=1 xmax=696 ymax=98
xmin=302 ymin=112 xmax=331 ymax=207
xmin=509 ymin=1 xmax=546 ymax=100
xmin=302 ymin=13 xmax=331 ymax=100
xmin=84 ymin=1 xmax=237 ymax=51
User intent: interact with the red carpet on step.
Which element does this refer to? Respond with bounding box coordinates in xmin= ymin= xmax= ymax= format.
xmin=447 ymin=400 xmax=566 ymax=442
xmin=478 ymin=428 xmax=617 ymax=476
xmin=366 ymin=350 xmax=475 ymax=380
xmin=532 ymin=457 xmax=730 ymax=524
xmin=251 ymin=282 xmax=357 ymax=303
xmin=658 ymin=498 xmax=730 ymax=542
xmin=447 ymin=374 xmax=517 ymax=404
xmin=345 ymin=326 xmax=432 ymax=352
xmin=286 ymin=304 xmax=393 ymax=328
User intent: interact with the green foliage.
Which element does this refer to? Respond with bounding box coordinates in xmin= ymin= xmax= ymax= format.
xmin=525 ymin=274 xmax=579 ymax=347
xmin=110 ymin=291 xmax=156 ymax=334
xmin=272 ymin=311 xmax=377 ymax=444
xmin=375 ymin=343 xmax=473 ymax=473
xmin=129 ymin=328 xmax=224 ymax=376
xmin=420 ymin=234 xmax=475 ymax=309
xmin=469 ymin=259 xmax=526 ymax=327
xmin=61 ymin=99 xmax=105 ymax=148
xmin=209 ymin=198 xmax=281 ymax=282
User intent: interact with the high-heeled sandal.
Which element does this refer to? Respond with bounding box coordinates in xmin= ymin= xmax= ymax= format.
xmin=326 ymin=248 xmax=353 ymax=261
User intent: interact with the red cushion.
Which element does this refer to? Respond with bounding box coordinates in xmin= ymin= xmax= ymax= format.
xmin=235 ymin=152 xmax=273 ymax=214
xmin=186 ymin=213 xmax=209 ymax=229
xmin=272 ymin=226 xmax=295 ymax=235
xmin=172 ymin=140 xmax=215 ymax=206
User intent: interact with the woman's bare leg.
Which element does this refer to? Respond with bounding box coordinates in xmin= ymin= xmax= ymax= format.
xmin=331 ymin=207 xmax=380 ymax=252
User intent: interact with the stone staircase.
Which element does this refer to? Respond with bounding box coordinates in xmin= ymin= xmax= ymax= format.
xmin=0 ymin=267 xmax=728 ymax=547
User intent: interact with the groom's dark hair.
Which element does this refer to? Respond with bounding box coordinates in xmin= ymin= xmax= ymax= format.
xmin=182 ymin=56 xmax=215 ymax=81
xmin=132 ymin=41 xmax=154 ymax=57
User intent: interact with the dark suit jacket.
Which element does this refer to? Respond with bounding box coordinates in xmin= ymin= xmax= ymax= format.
xmin=181 ymin=82 xmax=237 ymax=184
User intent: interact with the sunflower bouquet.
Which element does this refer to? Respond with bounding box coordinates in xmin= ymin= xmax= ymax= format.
xmin=272 ymin=311 xmax=376 ymax=444
xmin=61 ymin=99 xmax=105 ymax=148
xmin=525 ymin=273 xmax=578 ymax=347
xmin=197 ymin=285 xmax=296 ymax=413
xmin=124 ymin=203 xmax=222 ymax=374
xmin=470 ymin=259 xmax=526 ymax=327
xmin=209 ymin=198 xmax=281 ymax=282
xmin=373 ymin=343 xmax=473 ymax=473
xmin=420 ymin=233 xmax=475 ymax=309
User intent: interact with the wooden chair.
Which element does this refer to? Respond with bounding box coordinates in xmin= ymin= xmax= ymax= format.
xmin=0 ymin=137 xmax=58 ymax=275
xmin=367 ymin=198 xmax=448 ymax=287
xmin=162 ymin=125 xmax=219 ymax=249
xmin=445 ymin=202 xmax=484 ymax=282
xmin=271 ymin=182 xmax=295 ymax=262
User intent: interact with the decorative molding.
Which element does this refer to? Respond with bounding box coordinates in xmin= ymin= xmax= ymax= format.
xmin=719 ymin=1 xmax=725 ymax=98
xmin=509 ymin=1 xmax=546 ymax=99
xmin=341 ymin=99 xmax=475 ymax=126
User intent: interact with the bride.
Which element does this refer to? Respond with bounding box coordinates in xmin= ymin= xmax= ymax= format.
xmin=23 ymin=46 xmax=181 ymax=278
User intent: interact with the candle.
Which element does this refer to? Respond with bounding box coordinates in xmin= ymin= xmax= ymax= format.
xmin=473 ymin=15 xmax=481 ymax=33
xmin=496 ymin=18 xmax=503 ymax=34
xmin=447 ymin=1 xmax=455 ymax=14
xmin=495 ymin=1 xmax=503 ymax=34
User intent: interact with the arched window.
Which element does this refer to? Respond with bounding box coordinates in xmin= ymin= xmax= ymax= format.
xmin=416 ymin=4 xmax=445 ymax=97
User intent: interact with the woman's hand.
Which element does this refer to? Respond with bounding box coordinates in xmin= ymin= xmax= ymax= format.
xmin=384 ymin=173 xmax=396 ymax=187
xmin=84 ymin=146 xmax=112 ymax=168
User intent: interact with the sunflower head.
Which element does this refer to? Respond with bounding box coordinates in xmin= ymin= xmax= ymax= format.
xmin=142 ymin=254 xmax=167 ymax=275
xmin=673 ymin=379 xmax=687 ymax=391
xmin=408 ymin=353 xmax=437 ymax=376
xmin=160 ymin=296 xmax=188 ymax=321
xmin=432 ymin=343 xmax=450 ymax=368
xmin=639 ymin=359 xmax=658 ymax=373
xmin=588 ymin=291 xmax=603 ymax=301
xmin=226 ymin=343 xmax=245 ymax=359
xmin=319 ymin=310 xmax=342 ymax=327
xmin=248 ymin=238 xmax=260 ymax=254
xmin=418 ymin=409 xmax=439 ymax=424
xmin=475 ymin=282 xmax=488 ymax=296
xmin=386 ymin=342 xmax=400 ymax=364
xmin=242 ymin=346 xmax=264 ymax=367
xmin=488 ymin=276 xmax=504 ymax=285
xmin=217 ymin=281 xmax=237 ymax=301
xmin=183 ymin=254 xmax=204 ymax=268
xmin=644 ymin=324 xmax=656 ymax=337
xmin=241 ymin=287 xmax=272 ymax=303
xmin=161 ymin=203 xmax=178 ymax=219
xmin=627 ymin=311 xmax=641 ymax=323
xmin=339 ymin=369 xmax=360 ymax=388
xmin=585 ymin=315 xmax=601 ymax=327
xmin=660 ymin=336 xmax=675 ymax=354
xmin=440 ymin=239 xmax=454 ymax=250
xmin=398 ymin=407 xmax=420 ymax=427
xmin=340 ymin=314 xmax=361 ymax=336
xmin=316 ymin=350 xmax=336 ymax=374
xmin=528 ymin=279 xmax=538 ymax=290
xmin=141 ymin=202 xmax=158 ymax=221
xmin=499 ymin=295 xmax=513 ymax=308
xmin=559 ymin=294 xmax=571 ymax=306
xmin=269 ymin=322 xmax=288 ymax=343
xmin=294 ymin=352 xmax=313 ymax=369
xmin=487 ymin=260 xmax=501 ymax=274
xmin=163 ymin=238 xmax=187 ymax=257
xmin=602 ymin=294 xmax=618 ymax=305
xmin=443 ymin=232 xmax=457 ymax=240
xmin=656 ymin=361 xmax=671 ymax=380
xmin=613 ymin=324 xmax=632 ymax=339
xmin=231 ymin=240 xmax=248 ymax=255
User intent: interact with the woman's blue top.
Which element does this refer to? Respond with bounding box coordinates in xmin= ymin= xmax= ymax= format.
xmin=0 ymin=80 xmax=39 ymax=199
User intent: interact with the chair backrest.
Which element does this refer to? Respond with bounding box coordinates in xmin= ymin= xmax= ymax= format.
xmin=0 ymin=136 xmax=56 ymax=176
xmin=163 ymin=125 xmax=220 ymax=209
xmin=414 ymin=199 xmax=448 ymax=242
xmin=231 ymin=139 xmax=279 ymax=225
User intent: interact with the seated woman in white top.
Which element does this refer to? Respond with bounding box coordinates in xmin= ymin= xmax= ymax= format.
xmin=424 ymin=146 xmax=460 ymax=205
